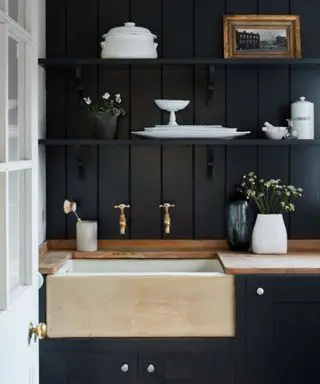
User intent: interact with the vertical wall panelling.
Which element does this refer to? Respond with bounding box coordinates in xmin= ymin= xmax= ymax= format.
xmin=99 ymin=0 xmax=130 ymax=139
xmin=194 ymin=0 xmax=226 ymax=126
xmin=290 ymin=146 xmax=320 ymax=239
xmin=99 ymin=147 xmax=130 ymax=239
xmin=131 ymin=147 xmax=161 ymax=239
xmin=46 ymin=0 xmax=66 ymax=139
xmin=194 ymin=146 xmax=226 ymax=239
xmin=66 ymin=0 xmax=98 ymax=139
xmin=66 ymin=147 xmax=98 ymax=238
xmin=258 ymin=0 xmax=290 ymax=14
xmin=290 ymin=0 xmax=320 ymax=58
xmin=46 ymin=147 xmax=67 ymax=238
xmin=162 ymin=147 xmax=193 ymax=238
xmin=194 ymin=0 xmax=224 ymax=58
xmin=258 ymin=146 xmax=290 ymax=229
xmin=46 ymin=0 xmax=66 ymax=58
xmin=258 ymin=0 xmax=290 ymax=136
xmin=162 ymin=0 xmax=194 ymax=58
xmin=162 ymin=0 xmax=194 ymax=125
xmin=161 ymin=0 xmax=194 ymax=238
xmin=258 ymin=69 xmax=290 ymax=132
xmin=226 ymin=146 xmax=258 ymax=199
xmin=291 ymin=0 xmax=320 ymax=139
xmin=45 ymin=0 xmax=320 ymax=240
xmin=130 ymin=0 xmax=162 ymax=132
xmin=226 ymin=0 xmax=258 ymax=136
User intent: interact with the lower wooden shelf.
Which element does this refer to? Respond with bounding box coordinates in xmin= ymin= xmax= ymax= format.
xmin=38 ymin=138 xmax=320 ymax=146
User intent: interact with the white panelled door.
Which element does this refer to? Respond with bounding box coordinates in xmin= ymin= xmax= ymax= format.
xmin=0 ymin=1 xmax=40 ymax=384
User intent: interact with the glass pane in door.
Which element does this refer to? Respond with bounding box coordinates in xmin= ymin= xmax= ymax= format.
xmin=0 ymin=0 xmax=6 ymax=12
xmin=8 ymin=170 xmax=26 ymax=293
xmin=8 ymin=0 xmax=26 ymax=28
xmin=8 ymin=36 xmax=26 ymax=161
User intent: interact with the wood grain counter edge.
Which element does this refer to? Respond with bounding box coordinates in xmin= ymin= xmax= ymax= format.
xmin=39 ymin=239 xmax=320 ymax=275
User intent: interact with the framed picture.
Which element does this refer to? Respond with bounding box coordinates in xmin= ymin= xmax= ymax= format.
xmin=223 ymin=15 xmax=301 ymax=59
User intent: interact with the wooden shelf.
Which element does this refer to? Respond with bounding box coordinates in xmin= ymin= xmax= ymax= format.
xmin=38 ymin=57 xmax=320 ymax=69
xmin=38 ymin=138 xmax=320 ymax=146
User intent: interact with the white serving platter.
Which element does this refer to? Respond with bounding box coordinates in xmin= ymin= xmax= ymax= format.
xmin=145 ymin=126 xmax=238 ymax=132
xmin=132 ymin=131 xmax=251 ymax=139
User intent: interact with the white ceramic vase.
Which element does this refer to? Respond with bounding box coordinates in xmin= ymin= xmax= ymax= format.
xmin=252 ymin=214 xmax=287 ymax=254
xmin=76 ymin=221 xmax=97 ymax=252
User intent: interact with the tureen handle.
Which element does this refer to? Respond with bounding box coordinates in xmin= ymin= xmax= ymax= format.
xmin=124 ymin=22 xmax=136 ymax=27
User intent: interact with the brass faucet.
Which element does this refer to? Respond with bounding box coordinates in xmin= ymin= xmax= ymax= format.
xmin=159 ymin=203 xmax=175 ymax=234
xmin=114 ymin=204 xmax=130 ymax=235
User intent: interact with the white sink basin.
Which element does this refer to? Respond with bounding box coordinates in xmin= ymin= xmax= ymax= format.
xmin=47 ymin=258 xmax=234 ymax=338
xmin=56 ymin=258 xmax=225 ymax=275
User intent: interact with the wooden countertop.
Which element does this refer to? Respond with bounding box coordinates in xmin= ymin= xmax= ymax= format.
xmin=39 ymin=240 xmax=320 ymax=275
xmin=39 ymin=250 xmax=72 ymax=274
xmin=218 ymin=252 xmax=320 ymax=274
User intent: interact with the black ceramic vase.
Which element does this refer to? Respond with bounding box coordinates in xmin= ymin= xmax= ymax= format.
xmin=89 ymin=111 xmax=118 ymax=139
xmin=226 ymin=185 xmax=252 ymax=251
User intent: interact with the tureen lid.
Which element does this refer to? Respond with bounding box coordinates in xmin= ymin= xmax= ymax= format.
xmin=103 ymin=22 xmax=157 ymax=39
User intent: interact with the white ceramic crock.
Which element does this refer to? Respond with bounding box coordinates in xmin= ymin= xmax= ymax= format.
xmin=252 ymin=214 xmax=287 ymax=254
xmin=76 ymin=220 xmax=97 ymax=252
xmin=101 ymin=22 xmax=158 ymax=59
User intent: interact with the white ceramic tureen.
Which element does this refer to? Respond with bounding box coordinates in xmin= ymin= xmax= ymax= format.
xmin=101 ymin=22 xmax=158 ymax=59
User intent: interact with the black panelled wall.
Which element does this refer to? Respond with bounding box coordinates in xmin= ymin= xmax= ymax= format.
xmin=45 ymin=0 xmax=320 ymax=240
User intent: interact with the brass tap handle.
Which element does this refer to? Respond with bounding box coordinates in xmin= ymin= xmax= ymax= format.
xmin=158 ymin=203 xmax=175 ymax=234
xmin=114 ymin=204 xmax=130 ymax=235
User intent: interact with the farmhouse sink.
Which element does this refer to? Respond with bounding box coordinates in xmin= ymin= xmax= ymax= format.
xmin=55 ymin=258 xmax=225 ymax=275
xmin=47 ymin=258 xmax=235 ymax=338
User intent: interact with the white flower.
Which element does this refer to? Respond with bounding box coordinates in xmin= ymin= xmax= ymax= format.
xmin=280 ymin=202 xmax=286 ymax=207
xmin=115 ymin=93 xmax=122 ymax=103
xmin=297 ymin=188 xmax=303 ymax=192
xmin=102 ymin=92 xmax=110 ymax=100
xmin=83 ymin=97 xmax=92 ymax=105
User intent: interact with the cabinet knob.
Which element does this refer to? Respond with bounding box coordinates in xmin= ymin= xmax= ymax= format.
xmin=257 ymin=287 xmax=264 ymax=296
xmin=121 ymin=363 xmax=129 ymax=373
xmin=147 ymin=364 xmax=155 ymax=373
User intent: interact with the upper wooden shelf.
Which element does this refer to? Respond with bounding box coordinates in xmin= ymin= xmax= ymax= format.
xmin=38 ymin=57 xmax=320 ymax=69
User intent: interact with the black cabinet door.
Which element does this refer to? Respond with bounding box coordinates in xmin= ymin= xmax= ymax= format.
xmin=247 ymin=276 xmax=320 ymax=384
xmin=139 ymin=347 xmax=235 ymax=384
xmin=40 ymin=351 xmax=138 ymax=384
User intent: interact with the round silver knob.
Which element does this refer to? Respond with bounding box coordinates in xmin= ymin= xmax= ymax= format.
xmin=147 ymin=364 xmax=155 ymax=373
xmin=257 ymin=287 xmax=264 ymax=296
xmin=121 ymin=364 xmax=129 ymax=373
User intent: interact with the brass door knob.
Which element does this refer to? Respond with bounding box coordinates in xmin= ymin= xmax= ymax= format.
xmin=29 ymin=322 xmax=47 ymax=343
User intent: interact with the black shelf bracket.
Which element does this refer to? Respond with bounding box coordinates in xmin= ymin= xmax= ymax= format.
xmin=207 ymin=65 xmax=215 ymax=106
xmin=206 ymin=145 xmax=215 ymax=181
xmin=75 ymin=145 xmax=86 ymax=180
xmin=75 ymin=66 xmax=85 ymax=102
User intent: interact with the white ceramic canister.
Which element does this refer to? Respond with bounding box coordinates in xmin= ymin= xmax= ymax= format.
xmin=76 ymin=220 xmax=97 ymax=252
xmin=291 ymin=96 xmax=314 ymax=139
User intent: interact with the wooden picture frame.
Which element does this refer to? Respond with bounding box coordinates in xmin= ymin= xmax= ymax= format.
xmin=223 ymin=15 xmax=301 ymax=59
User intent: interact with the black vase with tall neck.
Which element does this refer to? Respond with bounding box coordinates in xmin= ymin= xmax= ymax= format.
xmin=226 ymin=184 xmax=252 ymax=252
